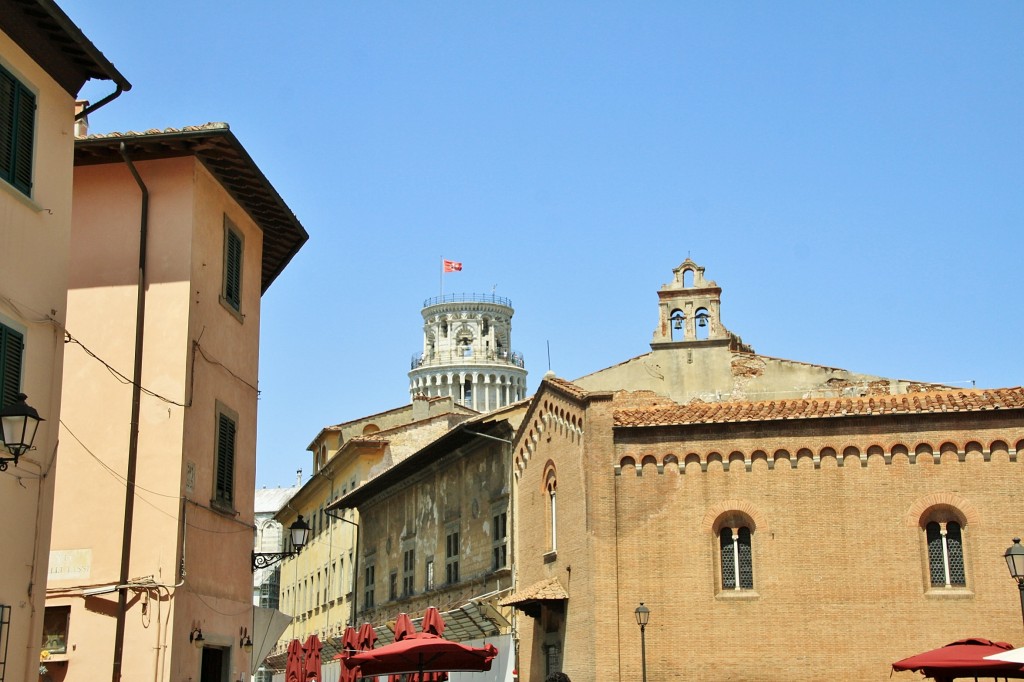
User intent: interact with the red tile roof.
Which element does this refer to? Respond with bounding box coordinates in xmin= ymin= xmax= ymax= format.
xmin=542 ymin=375 xmax=588 ymax=399
xmin=614 ymin=387 xmax=1024 ymax=428
xmin=498 ymin=578 xmax=568 ymax=606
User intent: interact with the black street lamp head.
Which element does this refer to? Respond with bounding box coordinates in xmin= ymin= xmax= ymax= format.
xmin=0 ymin=393 xmax=44 ymax=469
xmin=1006 ymin=538 xmax=1024 ymax=582
xmin=635 ymin=602 xmax=650 ymax=628
xmin=290 ymin=515 xmax=311 ymax=551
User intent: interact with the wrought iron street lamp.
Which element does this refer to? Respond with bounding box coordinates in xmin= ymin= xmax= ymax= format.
xmin=0 ymin=393 xmax=43 ymax=471
xmin=252 ymin=516 xmax=311 ymax=570
xmin=1004 ymin=538 xmax=1024 ymax=631
xmin=635 ymin=602 xmax=650 ymax=682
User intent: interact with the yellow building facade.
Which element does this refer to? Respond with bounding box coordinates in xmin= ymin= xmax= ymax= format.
xmin=268 ymin=396 xmax=476 ymax=669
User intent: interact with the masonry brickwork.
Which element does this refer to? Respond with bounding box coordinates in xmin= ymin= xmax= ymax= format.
xmin=504 ymin=260 xmax=1024 ymax=682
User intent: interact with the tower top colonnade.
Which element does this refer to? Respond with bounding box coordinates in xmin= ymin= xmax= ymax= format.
xmin=409 ymin=292 xmax=528 ymax=412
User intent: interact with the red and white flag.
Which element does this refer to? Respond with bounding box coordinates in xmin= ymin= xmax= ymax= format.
xmin=443 ymin=259 xmax=463 ymax=272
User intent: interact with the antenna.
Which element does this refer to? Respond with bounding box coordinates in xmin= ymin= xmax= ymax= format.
xmin=547 ymin=340 xmax=551 ymax=371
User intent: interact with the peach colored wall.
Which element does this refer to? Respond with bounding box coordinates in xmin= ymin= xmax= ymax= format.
xmin=175 ymin=159 xmax=263 ymax=682
xmin=0 ymin=28 xmax=77 ymax=682
xmin=51 ymin=154 xmax=264 ymax=682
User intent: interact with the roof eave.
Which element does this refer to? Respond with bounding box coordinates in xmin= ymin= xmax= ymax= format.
xmin=3 ymin=0 xmax=131 ymax=95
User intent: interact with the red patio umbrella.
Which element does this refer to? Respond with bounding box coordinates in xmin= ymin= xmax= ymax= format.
xmin=285 ymin=639 xmax=304 ymax=682
xmin=421 ymin=607 xmax=445 ymax=637
xmin=389 ymin=615 xmax=417 ymax=682
xmin=336 ymin=627 xmax=360 ymax=682
xmin=341 ymin=633 xmax=497 ymax=679
xmin=357 ymin=623 xmax=379 ymax=682
xmin=892 ymin=638 xmax=1024 ymax=680
xmin=303 ymin=634 xmax=323 ymax=682
xmin=416 ymin=608 xmax=448 ymax=682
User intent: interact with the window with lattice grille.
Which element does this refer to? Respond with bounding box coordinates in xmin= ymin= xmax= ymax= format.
xmin=720 ymin=526 xmax=754 ymax=590
xmin=927 ymin=521 xmax=966 ymax=587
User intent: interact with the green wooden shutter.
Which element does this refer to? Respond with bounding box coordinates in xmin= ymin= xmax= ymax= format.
xmin=0 ymin=70 xmax=18 ymax=187
xmin=0 ymin=325 xmax=24 ymax=409
xmin=224 ymin=229 xmax=242 ymax=310
xmin=0 ymin=66 xmax=34 ymax=196
xmin=216 ymin=412 xmax=236 ymax=505
xmin=13 ymin=85 xmax=35 ymax=195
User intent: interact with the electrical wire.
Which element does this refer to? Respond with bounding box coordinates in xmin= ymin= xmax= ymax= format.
xmin=59 ymin=419 xmax=253 ymax=535
xmin=194 ymin=342 xmax=260 ymax=395
xmin=64 ymin=331 xmax=186 ymax=407
xmin=191 ymin=591 xmax=253 ymax=617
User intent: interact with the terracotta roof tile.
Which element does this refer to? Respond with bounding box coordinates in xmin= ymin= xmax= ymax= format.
xmin=614 ymin=387 xmax=1024 ymax=428
xmin=542 ymin=375 xmax=588 ymax=400
xmin=498 ymin=578 xmax=568 ymax=606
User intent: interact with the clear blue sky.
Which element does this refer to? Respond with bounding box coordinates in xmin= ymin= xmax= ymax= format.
xmin=70 ymin=2 xmax=1023 ymax=488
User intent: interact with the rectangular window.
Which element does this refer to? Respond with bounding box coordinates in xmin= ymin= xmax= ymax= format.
xmin=222 ymin=217 xmax=243 ymax=312
xmin=445 ymin=530 xmax=460 ymax=584
xmin=0 ymin=323 xmax=24 ymax=408
xmin=388 ymin=570 xmax=398 ymax=601
xmin=0 ymin=64 xmax=36 ymax=196
xmin=425 ymin=558 xmax=434 ymax=591
xmin=403 ymin=549 xmax=415 ymax=596
xmin=42 ymin=606 xmax=70 ymax=654
xmin=492 ymin=511 xmax=508 ymax=571
xmin=213 ymin=405 xmax=236 ymax=509
xmin=364 ymin=564 xmax=375 ymax=609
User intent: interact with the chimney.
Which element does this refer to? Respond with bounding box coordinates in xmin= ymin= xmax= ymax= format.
xmin=74 ymin=100 xmax=89 ymax=137
xmin=412 ymin=393 xmax=430 ymax=420
xmin=295 ymin=469 xmax=302 ymax=486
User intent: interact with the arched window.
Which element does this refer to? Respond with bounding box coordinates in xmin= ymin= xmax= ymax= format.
xmin=926 ymin=520 xmax=966 ymax=587
xmin=669 ymin=309 xmax=685 ymax=342
xmin=694 ymin=307 xmax=711 ymax=340
xmin=720 ymin=526 xmax=754 ymax=590
xmin=544 ymin=466 xmax=558 ymax=553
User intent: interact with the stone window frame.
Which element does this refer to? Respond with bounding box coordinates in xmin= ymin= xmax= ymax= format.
xmin=703 ymin=503 xmax=765 ymax=601
xmin=920 ymin=505 xmax=972 ymax=595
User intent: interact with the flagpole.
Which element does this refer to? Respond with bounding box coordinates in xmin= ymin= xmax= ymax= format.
xmin=439 ymin=256 xmax=443 ymax=298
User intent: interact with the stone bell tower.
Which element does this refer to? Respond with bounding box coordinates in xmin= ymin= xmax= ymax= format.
xmin=408 ymin=294 xmax=528 ymax=412
xmin=651 ymin=258 xmax=752 ymax=351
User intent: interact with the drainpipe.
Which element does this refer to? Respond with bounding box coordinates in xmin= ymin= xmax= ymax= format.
xmin=111 ymin=142 xmax=149 ymax=682
xmin=76 ymin=83 xmax=128 ymax=121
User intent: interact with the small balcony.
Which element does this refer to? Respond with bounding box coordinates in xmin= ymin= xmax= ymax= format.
xmin=411 ymin=348 xmax=525 ymax=370
xmin=422 ymin=292 xmax=513 ymax=308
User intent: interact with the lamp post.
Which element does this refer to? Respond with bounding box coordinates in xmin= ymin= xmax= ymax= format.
xmin=635 ymin=602 xmax=650 ymax=682
xmin=0 ymin=393 xmax=44 ymax=470
xmin=1004 ymin=538 xmax=1024 ymax=632
xmin=252 ymin=516 xmax=311 ymax=570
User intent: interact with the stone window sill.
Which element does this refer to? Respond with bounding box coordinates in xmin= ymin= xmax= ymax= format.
xmin=715 ymin=589 xmax=760 ymax=601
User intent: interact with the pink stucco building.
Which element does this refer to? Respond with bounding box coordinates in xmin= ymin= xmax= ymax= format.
xmin=45 ymin=124 xmax=306 ymax=682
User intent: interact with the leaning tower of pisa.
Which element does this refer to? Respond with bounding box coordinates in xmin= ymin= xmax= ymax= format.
xmin=408 ymin=293 xmax=528 ymax=412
